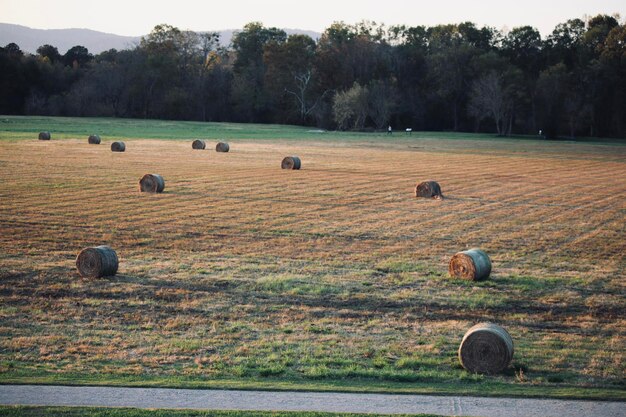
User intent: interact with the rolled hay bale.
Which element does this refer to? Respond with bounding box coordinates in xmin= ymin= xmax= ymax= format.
xmin=415 ymin=180 xmax=443 ymax=199
xmin=139 ymin=173 xmax=165 ymax=193
xmin=281 ymin=156 xmax=301 ymax=170
xmin=192 ymin=139 xmax=206 ymax=150
xmin=88 ymin=134 xmax=101 ymax=144
xmin=215 ymin=142 xmax=230 ymax=152
xmin=38 ymin=131 xmax=51 ymax=140
xmin=449 ymin=248 xmax=492 ymax=281
xmin=76 ymin=245 xmax=118 ymax=278
xmin=111 ymin=141 xmax=126 ymax=152
xmin=458 ymin=322 xmax=514 ymax=374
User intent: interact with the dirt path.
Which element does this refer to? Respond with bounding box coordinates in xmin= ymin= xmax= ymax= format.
xmin=1 ymin=385 xmax=624 ymax=416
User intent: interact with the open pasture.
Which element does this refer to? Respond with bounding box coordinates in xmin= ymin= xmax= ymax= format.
xmin=0 ymin=117 xmax=624 ymax=398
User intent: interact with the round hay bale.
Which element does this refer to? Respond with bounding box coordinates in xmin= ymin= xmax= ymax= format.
xmin=449 ymin=248 xmax=492 ymax=281
xmin=111 ymin=141 xmax=126 ymax=152
xmin=38 ymin=131 xmax=51 ymax=140
xmin=139 ymin=174 xmax=165 ymax=193
xmin=458 ymin=322 xmax=514 ymax=374
xmin=88 ymin=134 xmax=101 ymax=144
xmin=192 ymin=139 xmax=206 ymax=150
xmin=215 ymin=142 xmax=230 ymax=152
xmin=281 ymin=156 xmax=301 ymax=170
xmin=76 ymin=245 xmax=118 ymax=278
xmin=415 ymin=180 xmax=443 ymax=199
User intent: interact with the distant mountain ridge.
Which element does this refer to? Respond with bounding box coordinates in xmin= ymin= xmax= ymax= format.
xmin=0 ymin=23 xmax=141 ymax=54
xmin=0 ymin=23 xmax=321 ymax=54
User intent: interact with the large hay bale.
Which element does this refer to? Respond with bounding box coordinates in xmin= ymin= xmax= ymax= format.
xmin=281 ymin=156 xmax=301 ymax=170
xmin=111 ymin=141 xmax=126 ymax=152
xmin=458 ymin=322 xmax=514 ymax=374
xmin=192 ymin=139 xmax=206 ymax=150
xmin=38 ymin=131 xmax=51 ymax=140
xmin=76 ymin=245 xmax=118 ymax=278
xmin=139 ymin=174 xmax=165 ymax=193
xmin=449 ymin=248 xmax=492 ymax=281
xmin=215 ymin=142 xmax=230 ymax=152
xmin=415 ymin=180 xmax=443 ymax=199
xmin=88 ymin=134 xmax=101 ymax=144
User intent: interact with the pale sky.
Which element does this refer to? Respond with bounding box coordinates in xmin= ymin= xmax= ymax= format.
xmin=1 ymin=0 xmax=624 ymax=36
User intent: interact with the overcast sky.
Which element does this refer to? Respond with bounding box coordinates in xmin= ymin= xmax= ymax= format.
xmin=1 ymin=0 xmax=624 ymax=36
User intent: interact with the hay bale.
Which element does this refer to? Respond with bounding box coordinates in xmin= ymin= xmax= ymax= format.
xmin=38 ymin=131 xmax=51 ymax=140
xmin=192 ymin=139 xmax=206 ymax=150
xmin=281 ymin=156 xmax=301 ymax=170
xmin=139 ymin=174 xmax=165 ymax=193
xmin=215 ymin=142 xmax=230 ymax=152
xmin=76 ymin=245 xmax=118 ymax=278
xmin=88 ymin=134 xmax=101 ymax=144
xmin=458 ymin=322 xmax=514 ymax=374
xmin=111 ymin=141 xmax=125 ymax=152
xmin=449 ymin=248 xmax=492 ymax=281
xmin=415 ymin=180 xmax=443 ymax=199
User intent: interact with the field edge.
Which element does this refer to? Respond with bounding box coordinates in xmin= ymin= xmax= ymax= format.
xmin=1 ymin=374 xmax=624 ymax=401
xmin=0 ymin=406 xmax=442 ymax=417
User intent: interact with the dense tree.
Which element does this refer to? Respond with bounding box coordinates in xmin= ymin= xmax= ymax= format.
xmin=583 ymin=14 xmax=619 ymax=56
xmin=4 ymin=42 xmax=23 ymax=57
xmin=0 ymin=45 xmax=29 ymax=113
xmin=545 ymin=19 xmax=585 ymax=67
xmin=389 ymin=25 xmax=428 ymax=129
xmin=535 ymin=63 xmax=570 ymax=138
xmin=231 ymin=22 xmax=287 ymax=122
xmin=0 ymin=17 xmax=624 ymax=138
xmin=501 ymin=26 xmax=543 ymax=76
xmin=469 ymin=71 xmax=520 ymax=136
xmin=333 ymin=82 xmax=369 ymax=130
xmin=426 ymin=24 xmax=481 ymax=130
xmin=458 ymin=22 xmax=498 ymax=51
xmin=195 ymin=47 xmax=232 ymax=122
xmin=368 ymin=79 xmax=398 ymax=130
xmin=36 ymin=44 xmax=62 ymax=64
xmin=63 ymin=45 xmax=92 ymax=68
xmin=264 ymin=34 xmax=321 ymax=123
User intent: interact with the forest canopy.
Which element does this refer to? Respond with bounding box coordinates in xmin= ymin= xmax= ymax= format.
xmin=1 ymin=16 xmax=625 ymax=138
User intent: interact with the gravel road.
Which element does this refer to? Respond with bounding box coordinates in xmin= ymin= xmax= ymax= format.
xmin=1 ymin=385 xmax=624 ymax=417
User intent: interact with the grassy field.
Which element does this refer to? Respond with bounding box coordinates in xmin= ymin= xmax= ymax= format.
xmin=0 ymin=407 xmax=438 ymax=417
xmin=0 ymin=116 xmax=624 ymax=400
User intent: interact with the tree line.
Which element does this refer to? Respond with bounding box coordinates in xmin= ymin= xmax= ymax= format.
xmin=1 ymin=16 xmax=625 ymax=138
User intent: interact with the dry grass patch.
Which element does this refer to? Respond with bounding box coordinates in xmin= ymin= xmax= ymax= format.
xmin=0 ymin=136 xmax=624 ymax=393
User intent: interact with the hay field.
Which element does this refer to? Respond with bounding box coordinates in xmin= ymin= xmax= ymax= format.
xmin=0 ymin=125 xmax=624 ymax=397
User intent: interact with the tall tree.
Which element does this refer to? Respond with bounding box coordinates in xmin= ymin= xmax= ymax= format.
xmin=264 ymin=34 xmax=325 ymax=123
xmin=390 ymin=25 xmax=428 ymax=129
xmin=333 ymin=82 xmax=369 ymax=130
xmin=535 ymin=63 xmax=569 ymax=138
xmin=426 ymin=24 xmax=480 ymax=131
xmin=36 ymin=44 xmax=62 ymax=64
xmin=368 ymin=79 xmax=398 ymax=130
xmin=545 ymin=19 xmax=585 ymax=68
xmin=231 ymin=22 xmax=286 ymax=122
xmin=0 ymin=44 xmax=29 ymax=113
xmin=468 ymin=70 xmax=521 ymax=136
xmin=63 ymin=45 xmax=92 ymax=68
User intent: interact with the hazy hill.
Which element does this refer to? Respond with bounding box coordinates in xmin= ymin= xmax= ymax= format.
xmin=219 ymin=28 xmax=321 ymax=47
xmin=0 ymin=23 xmax=321 ymax=54
xmin=0 ymin=23 xmax=141 ymax=54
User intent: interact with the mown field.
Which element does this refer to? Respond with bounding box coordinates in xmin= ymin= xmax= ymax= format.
xmin=0 ymin=116 xmax=624 ymax=399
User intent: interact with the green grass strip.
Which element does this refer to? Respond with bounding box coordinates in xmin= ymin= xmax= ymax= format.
xmin=0 ymin=406 xmax=440 ymax=417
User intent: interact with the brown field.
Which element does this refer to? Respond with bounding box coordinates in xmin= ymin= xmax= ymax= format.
xmin=0 ymin=135 xmax=624 ymax=394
